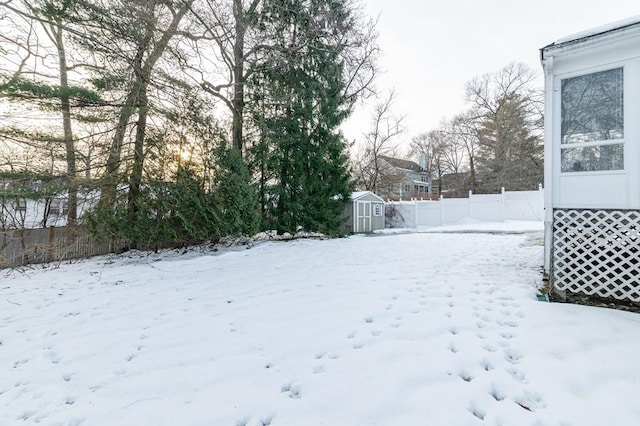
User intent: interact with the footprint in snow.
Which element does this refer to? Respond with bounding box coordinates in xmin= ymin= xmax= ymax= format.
xmin=281 ymin=383 xmax=302 ymax=399
xmin=468 ymin=402 xmax=486 ymax=420
xmin=507 ymin=367 xmax=526 ymax=382
xmin=365 ymin=316 xmax=374 ymax=323
xmin=480 ymin=358 xmax=494 ymax=371
xmin=483 ymin=344 xmax=498 ymax=353
xmin=490 ymin=383 xmax=506 ymax=401
xmin=499 ymin=331 xmax=515 ymax=340
xmin=515 ymin=390 xmax=546 ymax=411
xmin=260 ymin=415 xmax=275 ymax=426
xmin=458 ymin=369 xmax=473 ymax=382
xmin=504 ymin=348 xmax=523 ymax=364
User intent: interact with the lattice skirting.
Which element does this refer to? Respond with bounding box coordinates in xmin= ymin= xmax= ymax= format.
xmin=552 ymin=209 xmax=639 ymax=302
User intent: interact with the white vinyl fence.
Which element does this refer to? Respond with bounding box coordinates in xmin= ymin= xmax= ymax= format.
xmin=386 ymin=186 xmax=544 ymax=228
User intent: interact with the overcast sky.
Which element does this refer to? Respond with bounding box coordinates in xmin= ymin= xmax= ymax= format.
xmin=342 ymin=0 xmax=640 ymax=152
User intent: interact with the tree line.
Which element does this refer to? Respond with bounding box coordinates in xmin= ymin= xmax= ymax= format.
xmin=0 ymin=0 xmax=378 ymax=245
xmin=353 ymin=63 xmax=544 ymax=198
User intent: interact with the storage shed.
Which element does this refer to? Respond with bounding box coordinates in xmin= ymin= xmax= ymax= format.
xmin=540 ymin=17 xmax=640 ymax=303
xmin=347 ymin=191 xmax=385 ymax=233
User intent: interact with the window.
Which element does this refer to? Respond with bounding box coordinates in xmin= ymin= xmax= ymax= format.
xmin=560 ymin=67 xmax=624 ymax=172
xmin=404 ymin=184 xmax=410 ymax=192
xmin=421 ymin=175 xmax=428 ymax=183
xmin=373 ymin=204 xmax=382 ymax=216
xmin=49 ymin=199 xmax=68 ymax=216
xmin=14 ymin=198 xmax=26 ymax=211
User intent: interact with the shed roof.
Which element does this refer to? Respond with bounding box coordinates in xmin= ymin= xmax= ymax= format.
xmin=351 ymin=191 xmax=384 ymax=202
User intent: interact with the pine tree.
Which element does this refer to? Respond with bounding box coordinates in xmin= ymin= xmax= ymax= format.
xmin=211 ymin=144 xmax=260 ymax=237
xmin=476 ymin=92 xmax=543 ymax=192
xmin=249 ymin=0 xmax=354 ymax=236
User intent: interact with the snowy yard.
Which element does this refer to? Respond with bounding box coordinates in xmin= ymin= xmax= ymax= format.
xmin=1 ymin=222 xmax=639 ymax=426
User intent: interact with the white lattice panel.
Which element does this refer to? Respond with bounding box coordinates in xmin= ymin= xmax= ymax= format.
xmin=552 ymin=209 xmax=639 ymax=302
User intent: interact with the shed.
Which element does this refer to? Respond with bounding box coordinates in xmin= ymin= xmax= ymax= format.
xmin=540 ymin=16 xmax=640 ymax=303
xmin=347 ymin=191 xmax=385 ymax=233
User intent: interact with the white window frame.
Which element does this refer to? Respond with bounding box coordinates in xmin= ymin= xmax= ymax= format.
xmin=559 ymin=66 xmax=625 ymax=173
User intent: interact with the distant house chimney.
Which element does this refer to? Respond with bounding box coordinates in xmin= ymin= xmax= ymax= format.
xmin=418 ymin=154 xmax=426 ymax=170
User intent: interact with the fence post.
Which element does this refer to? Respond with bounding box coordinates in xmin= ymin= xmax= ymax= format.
xmin=439 ymin=194 xmax=444 ymax=226
xmin=47 ymin=227 xmax=55 ymax=264
xmin=500 ymin=187 xmax=506 ymax=222
xmin=414 ymin=199 xmax=419 ymax=227
xmin=468 ymin=190 xmax=473 ymax=219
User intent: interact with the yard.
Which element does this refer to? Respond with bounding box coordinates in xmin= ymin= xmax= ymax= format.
xmin=1 ymin=222 xmax=638 ymax=426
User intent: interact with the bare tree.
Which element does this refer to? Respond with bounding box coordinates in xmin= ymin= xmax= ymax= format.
xmin=352 ymin=90 xmax=404 ymax=194
xmin=0 ymin=0 xmax=91 ymax=225
xmin=464 ymin=62 xmax=543 ymax=192
xmin=450 ymin=110 xmax=480 ymax=192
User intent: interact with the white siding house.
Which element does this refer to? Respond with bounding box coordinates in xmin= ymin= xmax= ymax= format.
xmin=540 ymin=17 xmax=640 ymax=303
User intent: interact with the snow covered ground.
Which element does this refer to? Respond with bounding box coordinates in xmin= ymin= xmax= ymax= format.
xmin=1 ymin=222 xmax=639 ymax=426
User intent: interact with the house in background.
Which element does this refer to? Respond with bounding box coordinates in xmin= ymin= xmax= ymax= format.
xmin=540 ymin=16 xmax=639 ymax=304
xmin=377 ymin=155 xmax=430 ymax=200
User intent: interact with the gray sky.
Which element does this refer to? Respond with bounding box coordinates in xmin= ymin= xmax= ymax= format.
xmin=342 ymin=0 xmax=640 ymax=150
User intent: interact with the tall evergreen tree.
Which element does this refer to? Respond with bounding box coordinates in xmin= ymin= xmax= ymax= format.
xmin=249 ymin=0 xmax=354 ymax=235
xmin=476 ymin=92 xmax=543 ymax=192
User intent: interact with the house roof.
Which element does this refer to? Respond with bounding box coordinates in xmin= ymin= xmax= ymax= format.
xmin=379 ymin=155 xmax=427 ymax=173
xmin=541 ymin=15 xmax=640 ymax=53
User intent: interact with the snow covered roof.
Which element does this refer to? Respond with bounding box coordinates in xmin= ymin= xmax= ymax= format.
xmin=350 ymin=191 xmax=384 ymax=202
xmin=542 ymin=15 xmax=640 ymax=52
xmin=557 ymin=15 xmax=640 ymax=44
xmin=379 ymin=155 xmax=427 ymax=173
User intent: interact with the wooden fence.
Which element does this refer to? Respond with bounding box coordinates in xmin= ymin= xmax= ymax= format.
xmin=0 ymin=226 xmax=124 ymax=268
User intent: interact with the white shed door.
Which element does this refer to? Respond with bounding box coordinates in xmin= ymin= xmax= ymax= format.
xmin=356 ymin=201 xmax=371 ymax=232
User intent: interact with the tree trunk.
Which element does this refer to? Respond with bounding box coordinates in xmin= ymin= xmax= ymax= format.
xmin=127 ymin=83 xmax=149 ymax=247
xmin=53 ymin=22 xmax=77 ymax=226
xmin=99 ymin=1 xmax=193 ymax=207
xmin=232 ymin=0 xmax=246 ymax=155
